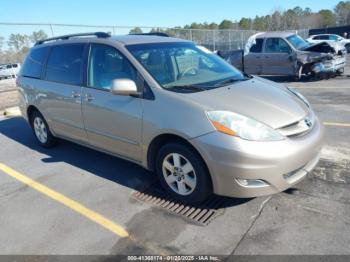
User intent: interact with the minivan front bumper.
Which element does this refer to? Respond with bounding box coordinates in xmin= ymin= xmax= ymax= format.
xmin=191 ymin=118 xmax=324 ymax=198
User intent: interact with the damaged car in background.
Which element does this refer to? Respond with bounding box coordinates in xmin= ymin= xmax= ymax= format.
xmin=224 ymin=32 xmax=347 ymax=80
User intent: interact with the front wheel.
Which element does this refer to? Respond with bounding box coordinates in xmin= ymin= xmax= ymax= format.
xmin=295 ymin=63 xmax=303 ymax=81
xmin=156 ymin=143 xmax=212 ymax=204
xmin=31 ymin=110 xmax=57 ymax=148
xmin=345 ymin=44 xmax=350 ymax=53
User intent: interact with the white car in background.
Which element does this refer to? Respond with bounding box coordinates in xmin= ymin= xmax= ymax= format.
xmin=0 ymin=63 xmax=21 ymax=80
xmin=306 ymin=34 xmax=350 ymax=53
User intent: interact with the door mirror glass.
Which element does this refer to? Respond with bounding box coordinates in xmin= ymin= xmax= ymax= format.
xmin=111 ymin=79 xmax=139 ymax=96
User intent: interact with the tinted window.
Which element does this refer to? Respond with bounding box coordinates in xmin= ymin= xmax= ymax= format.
xmin=249 ymin=39 xmax=263 ymax=53
xmin=265 ymin=38 xmax=291 ymax=53
xmin=21 ymin=47 xmax=48 ymax=78
xmin=329 ymin=35 xmax=338 ymax=41
xmin=45 ymin=44 xmax=84 ymax=85
xmin=88 ymin=44 xmax=137 ymax=90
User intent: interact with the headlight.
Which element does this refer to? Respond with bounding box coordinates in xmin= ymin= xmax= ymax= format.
xmin=206 ymin=111 xmax=284 ymax=141
xmin=288 ymin=87 xmax=310 ymax=108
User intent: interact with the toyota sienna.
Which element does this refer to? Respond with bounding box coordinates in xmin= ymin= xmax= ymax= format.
xmin=17 ymin=32 xmax=324 ymax=204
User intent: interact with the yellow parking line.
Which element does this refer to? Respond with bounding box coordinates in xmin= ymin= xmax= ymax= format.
xmin=323 ymin=122 xmax=350 ymax=127
xmin=0 ymin=163 xmax=129 ymax=238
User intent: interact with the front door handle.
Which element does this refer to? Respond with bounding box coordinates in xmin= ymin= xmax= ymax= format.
xmin=85 ymin=94 xmax=94 ymax=102
xmin=71 ymin=91 xmax=80 ymax=98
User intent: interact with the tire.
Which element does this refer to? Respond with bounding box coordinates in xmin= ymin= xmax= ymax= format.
xmin=345 ymin=44 xmax=350 ymax=53
xmin=337 ymin=69 xmax=344 ymax=76
xmin=30 ymin=110 xmax=57 ymax=148
xmin=155 ymin=142 xmax=212 ymax=204
xmin=295 ymin=63 xmax=303 ymax=81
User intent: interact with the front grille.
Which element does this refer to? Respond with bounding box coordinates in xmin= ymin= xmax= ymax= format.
xmin=277 ymin=112 xmax=315 ymax=137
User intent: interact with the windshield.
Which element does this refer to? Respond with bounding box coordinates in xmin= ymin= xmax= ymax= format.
xmin=126 ymin=42 xmax=246 ymax=92
xmin=286 ymin=34 xmax=310 ymax=50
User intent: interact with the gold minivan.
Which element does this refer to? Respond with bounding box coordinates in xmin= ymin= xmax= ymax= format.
xmin=18 ymin=32 xmax=324 ymax=204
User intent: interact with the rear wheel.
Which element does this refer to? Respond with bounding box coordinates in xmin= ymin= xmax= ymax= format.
xmin=156 ymin=143 xmax=212 ymax=204
xmin=30 ymin=110 xmax=57 ymax=148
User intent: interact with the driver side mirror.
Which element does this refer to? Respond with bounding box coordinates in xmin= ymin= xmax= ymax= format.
xmin=111 ymin=79 xmax=141 ymax=97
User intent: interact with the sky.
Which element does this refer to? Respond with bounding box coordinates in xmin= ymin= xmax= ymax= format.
xmin=0 ymin=0 xmax=341 ymax=39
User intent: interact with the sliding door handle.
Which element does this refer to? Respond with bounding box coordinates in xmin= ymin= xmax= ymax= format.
xmin=85 ymin=94 xmax=94 ymax=102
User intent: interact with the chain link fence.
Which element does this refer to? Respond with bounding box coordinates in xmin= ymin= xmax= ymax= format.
xmin=0 ymin=23 xmax=309 ymax=63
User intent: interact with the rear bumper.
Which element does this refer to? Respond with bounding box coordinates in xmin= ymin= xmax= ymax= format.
xmin=191 ymin=118 xmax=324 ymax=198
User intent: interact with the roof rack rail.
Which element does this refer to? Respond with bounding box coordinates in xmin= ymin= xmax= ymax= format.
xmin=129 ymin=32 xmax=169 ymax=37
xmin=35 ymin=32 xmax=111 ymax=45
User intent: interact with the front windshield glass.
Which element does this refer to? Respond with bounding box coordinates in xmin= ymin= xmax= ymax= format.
xmin=126 ymin=42 xmax=246 ymax=92
xmin=286 ymin=34 xmax=310 ymax=50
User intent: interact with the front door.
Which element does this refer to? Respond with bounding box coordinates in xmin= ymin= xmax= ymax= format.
xmin=82 ymin=43 xmax=143 ymax=161
xmin=262 ymin=38 xmax=295 ymax=76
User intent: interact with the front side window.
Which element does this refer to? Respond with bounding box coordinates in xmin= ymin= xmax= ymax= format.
xmin=127 ymin=42 xmax=246 ymax=92
xmin=265 ymin=38 xmax=291 ymax=53
xmin=21 ymin=47 xmax=49 ymax=79
xmin=88 ymin=44 xmax=137 ymax=90
xmin=45 ymin=44 xmax=85 ymax=85
xmin=249 ymin=39 xmax=263 ymax=53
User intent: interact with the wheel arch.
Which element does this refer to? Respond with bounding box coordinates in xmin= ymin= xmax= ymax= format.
xmin=147 ymin=133 xmax=210 ymax=174
xmin=27 ymin=105 xmax=40 ymax=126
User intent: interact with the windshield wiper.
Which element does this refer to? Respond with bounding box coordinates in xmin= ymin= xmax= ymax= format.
xmin=214 ymin=76 xmax=251 ymax=87
xmin=166 ymin=85 xmax=209 ymax=92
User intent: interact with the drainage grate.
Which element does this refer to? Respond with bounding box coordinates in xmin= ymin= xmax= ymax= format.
xmin=131 ymin=184 xmax=239 ymax=226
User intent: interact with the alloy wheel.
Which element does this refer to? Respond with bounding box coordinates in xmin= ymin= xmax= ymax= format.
xmin=33 ymin=117 xmax=48 ymax=143
xmin=162 ymin=153 xmax=197 ymax=196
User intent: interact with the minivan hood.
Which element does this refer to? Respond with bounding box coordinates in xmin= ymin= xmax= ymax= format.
xmin=186 ymin=77 xmax=309 ymax=129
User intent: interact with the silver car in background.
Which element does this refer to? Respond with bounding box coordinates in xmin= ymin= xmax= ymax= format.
xmin=306 ymin=34 xmax=350 ymax=53
xmin=0 ymin=63 xmax=21 ymax=80
xmin=17 ymin=32 xmax=324 ymax=204
xmin=228 ymin=32 xmax=346 ymax=79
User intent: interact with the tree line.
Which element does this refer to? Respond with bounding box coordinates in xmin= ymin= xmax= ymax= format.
xmin=1 ymin=1 xmax=350 ymax=63
xmin=129 ymin=1 xmax=350 ymax=33
xmin=0 ymin=30 xmax=48 ymax=64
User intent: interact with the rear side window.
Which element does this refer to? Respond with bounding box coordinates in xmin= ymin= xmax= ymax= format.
xmin=249 ymin=39 xmax=263 ymax=53
xmin=45 ymin=44 xmax=85 ymax=85
xmin=21 ymin=47 xmax=49 ymax=78
xmin=317 ymin=35 xmax=329 ymax=40
xmin=329 ymin=35 xmax=338 ymax=41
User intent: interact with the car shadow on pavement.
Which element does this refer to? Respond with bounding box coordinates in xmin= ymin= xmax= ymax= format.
xmin=0 ymin=117 xmax=252 ymax=209
xmin=262 ymin=74 xmax=350 ymax=83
